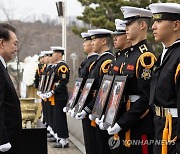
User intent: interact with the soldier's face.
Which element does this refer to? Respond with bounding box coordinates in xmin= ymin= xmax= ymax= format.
xmin=39 ymin=57 xmax=44 ymax=64
xmin=125 ymin=20 xmax=141 ymax=41
xmin=91 ymin=38 xmax=104 ymax=53
xmin=152 ymin=20 xmax=180 ymax=43
xmin=0 ymin=31 xmax=18 ymax=62
xmin=83 ymin=40 xmax=94 ymax=53
xmin=113 ymin=34 xmax=129 ymax=50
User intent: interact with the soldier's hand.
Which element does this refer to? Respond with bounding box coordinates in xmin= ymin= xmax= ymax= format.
xmin=37 ymin=91 xmax=42 ymax=96
xmin=40 ymin=93 xmax=46 ymax=100
xmin=70 ymin=108 xmax=76 ymax=117
xmin=75 ymin=110 xmax=87 ymax=120
xmin=99 ymin=122 xmax=109 ymax=130
xmin=107 ymin=123 xmax=121 ymax=135
xmin=0 ymin=143 xmax=11 ymax=152
xmin=63 ymin=107 xmax=68 ymax=113
xmin=89 ymin=114 xmax=96 ymax=120
xmin=45 ymin=90 xmax=54 ymax=98
xmin=95 ymin=115 xmax=104 ymax=125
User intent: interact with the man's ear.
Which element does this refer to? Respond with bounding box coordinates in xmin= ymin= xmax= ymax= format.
xmin=0 ymin=38 xmax=4 ymax=48
xmin=102 ymin=38 xmax=106 ymax=45
xmin=140 ymin=21 xmax=146 ymax=30
xmin=173 ymin=20 xmax=180 ymax=32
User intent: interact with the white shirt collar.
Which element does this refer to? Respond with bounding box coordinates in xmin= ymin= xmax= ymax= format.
xmin=0 ymin=55 xmax=6 ymax=68
xmin=160 ymin=43 xmax=167 ymax=65
xmin=161 ymin=40 xmax=180 ymax=65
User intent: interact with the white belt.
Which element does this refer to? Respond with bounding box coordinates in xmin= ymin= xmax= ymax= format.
xmin=155 ymin=105 xmax=178 ymax=117
xmin=168 ymin=108 xmax=178 ymax=117
xmin=129 ymin=95 xmax=140 ymax=102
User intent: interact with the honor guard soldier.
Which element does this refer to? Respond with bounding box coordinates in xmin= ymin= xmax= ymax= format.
xmin=75 ymin=32 xmax=98 ymax=154
xmin=40 ymin=51 xmax=55 ymax=136
xmin=76 ymin=29 xmax=114 ymax=154
xmin=97 ymin=19 xmax=132 ymax=154
xmin=43 ymin=51 xmax=57 ymax=142
xmin=107 ymin=6 xmax=157 ymax=154
xmin=34 ymin=51 xmax=46 ymax=89
xmin=37 ymin=51 xmax=52 ymax=129
xmin=108 ymin=19 xmax=132 ymax=77
xmin=149 ymin=3 xmax=180 ymax=154
xmin=45 ymin=46 xmax=70 ymax=148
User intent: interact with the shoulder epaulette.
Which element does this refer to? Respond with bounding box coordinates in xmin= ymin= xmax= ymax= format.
xmin=136 ymin=52 xmax=157 ymax=78
xmin=100 ymin=59 xmax=112 ymax=74
xmin=175 ymin=63 xmax=180 ymax=83
xmin=58 ymin=65 xmax=68 ymax=75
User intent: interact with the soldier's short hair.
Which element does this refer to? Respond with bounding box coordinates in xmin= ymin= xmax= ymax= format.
xmin=137 ymin=18 xmax=151 ymax=31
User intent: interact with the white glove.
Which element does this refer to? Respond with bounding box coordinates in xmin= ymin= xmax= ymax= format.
xmin=75 ymin=110 xmax=87 ymax=120
xmin=39 ymin=93 xmax=46 ymax=100
xmin=68 ymin=109 xmax=72 ymax=114
xmin=99 ymin=122 xmax=109 ymax=130
xmin=89 ymin=114 xmax=96 ymax=120
xmin=107 ymin=123 xmax=122 ymax=135
xmin=45 ymin=91 xmax=54 ymax=98
xmin=36 ymin=91 xmax=42 ymax=96
xmin=0 ymin=143 xmax=11 ymax=152
xmin=95 ymin=115 xmax=104 ymax=125
xmin=63 ymin=107 xmax=68 ymax=113
xmin=70 ymin=108 xmax=76 ymax=117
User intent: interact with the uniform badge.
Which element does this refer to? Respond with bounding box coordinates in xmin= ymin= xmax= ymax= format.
xmin=141 ymin=68 xmax=151 ymax=80
xmin=113 ymin=66 xmax=119 ymax=72
xmin=62 ymin=74 xmax=66 ymax=79
xmin=127 ymin=65 xmax=134 ymax=71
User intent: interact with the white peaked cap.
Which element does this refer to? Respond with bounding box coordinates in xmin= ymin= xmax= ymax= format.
xmin=149 ymin=3 xmax=180 ymax=21
xmin=115 ymin=19 xmax=126 ymax=31
xmin=51 ymin=46 xmax=65 ymax=51
xmin=149 ymin=3 xmax=180 ymax=14
xmin=112 ymin=19 xmax=126 ymax=35
xmin=88 ymin=29 xmax=113 ymax=36
xmin=121 ymin=6 xmax=152 ymax=19
xmin=81 ymin=32 xmax=91 ymax=38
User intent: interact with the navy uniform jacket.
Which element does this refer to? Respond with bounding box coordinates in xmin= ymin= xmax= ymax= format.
xmin=116 ymin=40 xmax=156 ymax=135
xmin=149 ymin=40 xmax=180 ymax=152
xmin=78 ymin=53 xmax=98 ymax=86
xmin=42 ymin=64 xmax=53 ymax=92
xmin=84 ymin=51 xmax=114 ymax=113
xmin=53 ymin=61 xmax=70 ymax=101
xmin=108 ymin=49 xmax=129 ymax=76
xmin=34 ymin=63 xmax=45 ymax=88
xmin=0 ymin=61 xmax=22 ymax=149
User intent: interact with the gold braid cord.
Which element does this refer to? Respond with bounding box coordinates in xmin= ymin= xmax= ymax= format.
xmin=91 ymin=120 xmax=96 ymax=127
xmin=100 ymin=60 xmax=112 ymax=74
xmin=162 ymin=113 xmax=177 ymax=154
xmin=58 ymin=65 xmax=68 ymax=75
xmin=49 ymin=84 xmax=56 ymax=106
xmin=136 ymin=52 xmax=157 ymax=78
xmin=125 ymin=100 xmax=131 ymax=147
xmin=175 ymin=63 xmax=180 ymax=83
xmin=89 ymin=62 xmax=95 ymax=72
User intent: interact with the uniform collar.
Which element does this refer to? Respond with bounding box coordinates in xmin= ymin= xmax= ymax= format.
xmin=115 ymin=47 xmax=130 ymax=57
xmin=57 ymin=60 xmax=64 ymax=63
xmin=130 ymin=39 xmax=148 ymax=53
xmin=0 ymin=55 xmax=6 ymax=68
xmin=99 ymin=50 xmax=114 ymax=57
xmin=87 ymin=53 xmax=99 ymax=58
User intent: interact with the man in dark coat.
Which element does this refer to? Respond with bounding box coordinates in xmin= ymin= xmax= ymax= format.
xmin=0 ymin=23 xmax=22 ymax=154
